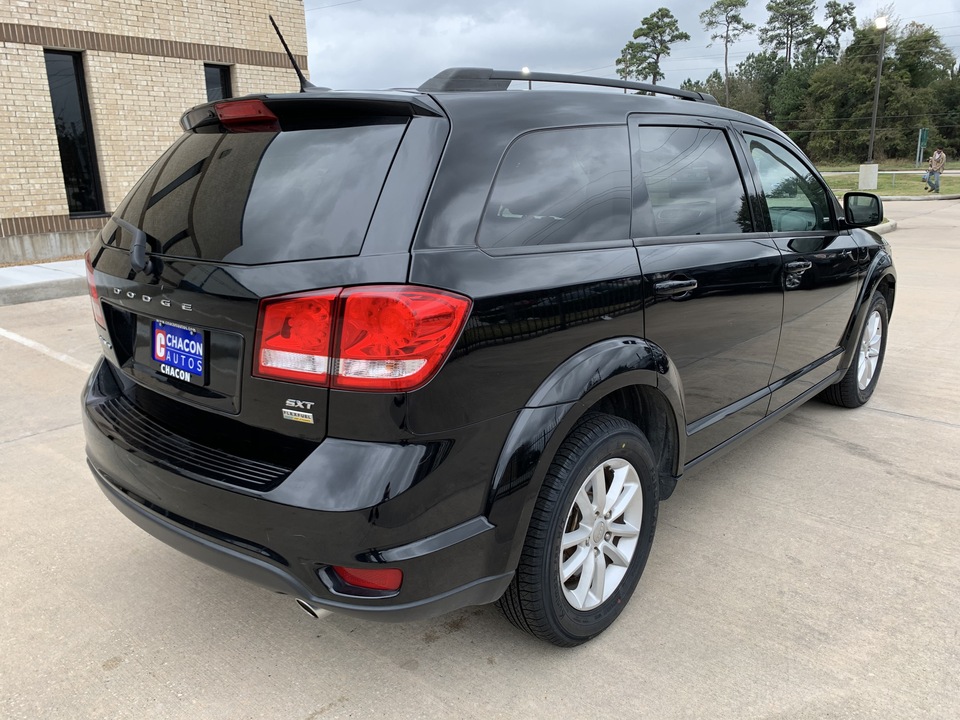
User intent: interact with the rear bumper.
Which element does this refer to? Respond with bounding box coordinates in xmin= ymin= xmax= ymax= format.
xmin=83 ymin=358 xmax=516 ymax=621
xmin=91 ymin=463 xmax=511 ymax=620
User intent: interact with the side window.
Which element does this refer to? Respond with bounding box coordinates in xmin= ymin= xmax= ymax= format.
xmin=747 ymin=135 xmax=833 ymax=233
xmin=477 ymin=126 xmax=631 ymax=249
xmin=634 ymin=126 xmax=752 ymax=237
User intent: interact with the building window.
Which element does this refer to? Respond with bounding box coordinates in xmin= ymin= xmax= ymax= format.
xmin=43 ymin=50 xmax=104 ymax=215
xmin=204 ymin=64 xmax=232 ymax=102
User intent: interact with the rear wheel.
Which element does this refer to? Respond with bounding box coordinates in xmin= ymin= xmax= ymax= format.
xmin=821 ymin=291 xmax=888 ymax=408
xmin=497 ymin=413 xmax=659 ymax=646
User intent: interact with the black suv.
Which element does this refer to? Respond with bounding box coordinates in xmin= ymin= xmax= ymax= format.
xmin=82 ymin=68 xmax=895 ymax=646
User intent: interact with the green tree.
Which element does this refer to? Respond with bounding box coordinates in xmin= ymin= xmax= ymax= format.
xmin=681 ymin=69 xmax=726 ymax=101
xmin=929 ymin=75 xmax=960 ymax=157
xmin=810 ymin=1 xmax=857 ymax=61
xmin=700 ymin=0 xmax=756 ymax=105
xmin=771 ymin=65 xmax=813 ymax=127
xmin=759 ymin=0 xmax=817 ymax=67
xmin=733 ymin=50 xmax=784 ymax=120
xmin=893 ymin=22 xmax=956 ymax=87
xmin=616 ymin=8 xmax=691 ymax=85
xmin=690 ymin=9 xmax=957 ymax=162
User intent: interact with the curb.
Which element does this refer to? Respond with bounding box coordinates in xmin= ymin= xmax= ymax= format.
xmin=0 ymin=259 xmax=87 ymax=307
xmin=869 ymin=219 xmax=897 ymax=235
xmin=0 ymin=276 xmax=86 ymax=306
xmin=878 ymin=194 xmax=960 ymax=201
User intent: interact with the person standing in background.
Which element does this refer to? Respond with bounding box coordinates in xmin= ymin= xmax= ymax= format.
xmin=927 ymin=147 xmax=946 ymax=193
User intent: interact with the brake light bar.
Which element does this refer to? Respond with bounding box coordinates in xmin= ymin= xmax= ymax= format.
xmin=254 ymin=286 xmax=471 ymax=392
xmin=214 ymin=99 xmax=280 ymax=132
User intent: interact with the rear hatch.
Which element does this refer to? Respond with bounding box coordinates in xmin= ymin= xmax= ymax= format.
xmin=86 ymin=92 xmax=449 ymax=473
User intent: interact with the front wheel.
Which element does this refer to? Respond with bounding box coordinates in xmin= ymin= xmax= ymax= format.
xmin=497 ymin=413 xmax=659 ymax=646
xmin=821 ymin=291 xmax=889 ymax=408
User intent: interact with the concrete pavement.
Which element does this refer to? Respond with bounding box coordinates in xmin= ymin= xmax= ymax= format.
xmin=0 ymin=200 xmax=958 ymax=718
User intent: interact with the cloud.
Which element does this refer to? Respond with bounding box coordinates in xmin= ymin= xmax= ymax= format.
xmin=306 ymin=0 xmax=651 ymax=88
xmin=304 ymin=0 xmax=960 ymax=90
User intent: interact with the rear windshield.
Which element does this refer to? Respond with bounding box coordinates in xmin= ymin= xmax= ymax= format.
xmin=106 ymin=120 xmax=407 ymax=264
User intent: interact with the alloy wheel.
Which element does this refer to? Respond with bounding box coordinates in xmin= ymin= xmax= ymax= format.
xmin=857 ymin=309 xmax=883 ymax=390
xmin=559 ymin=458 xmax=643 ymax=611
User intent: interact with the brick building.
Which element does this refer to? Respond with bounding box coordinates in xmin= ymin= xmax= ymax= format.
xmin=0 ymin=1 xmax=308 ymax=263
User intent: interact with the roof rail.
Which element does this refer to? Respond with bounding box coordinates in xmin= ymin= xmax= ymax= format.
xmin=418 ymin=67 xmax=718 ymax=105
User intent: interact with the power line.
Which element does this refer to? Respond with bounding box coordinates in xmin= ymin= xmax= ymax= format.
xmin=784 ymin=124 xmax=960 ymax=134
xmin=806 ymin=112 xmax=957 ymax=122
xmin=304 ymin=0 xmax=362 ymax=12
xmin=570 ymin=64 xmax=617 ymax=75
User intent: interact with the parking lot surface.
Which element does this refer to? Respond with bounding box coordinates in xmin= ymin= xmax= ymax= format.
xmin=1 ymin=200 xmax=958 ymax=719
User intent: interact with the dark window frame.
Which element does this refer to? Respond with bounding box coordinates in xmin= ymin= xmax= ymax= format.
xmin=475 ymin=124 xmax=634 ymax=254
xmin=629 ymin=121 xmax=757 ymax=240
xmin=204 ymin=64 xmax=233 ymax=102
xmin=739 ymin=129 xmax=839 ymax=234
xmin=44 ymin=49 xmax=106 ymax=217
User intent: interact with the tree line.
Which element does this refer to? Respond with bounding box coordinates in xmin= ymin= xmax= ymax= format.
xmin=615 ymin=0 xmax=958 ymax=162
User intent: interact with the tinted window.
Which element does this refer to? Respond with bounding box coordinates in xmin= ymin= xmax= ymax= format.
xmin=108 ymin=121 xmax=406 ymax=264
xmin=747 ymin=135 xmax=833 ymax=233
xmin=204 ymin=64 xmax=232 ymax=102
xmin=477 ymin=126 xmax=631 ymax=249
xmin=634 ymin=126 xmax=751 ymax=236
xmin=44 ymin=50 xmax=104 ymax=215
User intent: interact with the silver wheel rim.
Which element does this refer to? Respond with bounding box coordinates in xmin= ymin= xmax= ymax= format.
xmin=857 ymin=309 xmax=883 ymax=391
xmin=559 ymin=458 xmax=643 ymax=611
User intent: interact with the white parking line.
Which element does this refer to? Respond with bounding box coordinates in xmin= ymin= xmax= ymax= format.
xmin=0 ymin=326 xmax=94 ymax=373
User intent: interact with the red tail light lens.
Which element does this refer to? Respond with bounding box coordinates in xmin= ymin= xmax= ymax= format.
xmin=254 ymin=291 xmax=339 ymax=386
xmin=332 ymin=566 xmax=403 ymax=592
xmin=215 ymin=99 xmax=280 ymax=132
xmin=253 ymin=286 xmax=471 ymax=392
xmin=334 ymin=287 xmax=471 ymax=391
xmin=84 ymin=250 xmax=106 ymax=328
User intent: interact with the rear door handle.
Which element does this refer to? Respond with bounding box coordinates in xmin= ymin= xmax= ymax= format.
xmin=653 ymin=279 xmax=698 ymax=296
xmin=785 ymin=260 xmax=813 ymax=273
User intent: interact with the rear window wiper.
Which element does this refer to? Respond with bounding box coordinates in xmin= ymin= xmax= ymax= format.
xmin=114 ymin=218 xmax=162 ymax=276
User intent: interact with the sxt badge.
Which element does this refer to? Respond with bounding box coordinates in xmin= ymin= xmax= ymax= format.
xmin=282 ymin=398 xmax=314 ymax=424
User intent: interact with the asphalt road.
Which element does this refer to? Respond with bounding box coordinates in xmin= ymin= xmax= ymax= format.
xmin=1 ymin=200 xmax=958 ymax=719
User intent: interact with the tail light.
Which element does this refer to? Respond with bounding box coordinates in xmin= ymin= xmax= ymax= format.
xmin=84 ymin=250 xmax=106 ymax=329
xmin=254 ymin=291 xmax=339 ymax=385
xmin=254 ymin=285 xmax=471 ymax=392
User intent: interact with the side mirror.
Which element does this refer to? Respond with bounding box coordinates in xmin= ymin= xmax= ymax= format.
xmin=843 ymin=192 xmax=883 ymax=228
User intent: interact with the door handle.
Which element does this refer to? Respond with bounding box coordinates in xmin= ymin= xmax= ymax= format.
xmin=653 ymin=279 xmax=698 ymax=296
xmin=785 ymin=260 xmax=813 ymax=273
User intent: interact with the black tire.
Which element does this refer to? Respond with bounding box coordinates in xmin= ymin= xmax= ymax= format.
xmin=821 ymin=291 xmax=889 ymax=408
xmin=497 ymin=413 xmax=659 ymax=646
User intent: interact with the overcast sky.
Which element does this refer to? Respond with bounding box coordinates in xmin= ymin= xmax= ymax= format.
xmin=303 ymin=0 xmax=960 ymax=91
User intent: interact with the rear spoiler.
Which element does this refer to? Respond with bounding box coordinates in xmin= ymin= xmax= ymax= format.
xmin=181 ymin=93 xmax=444 ymax=132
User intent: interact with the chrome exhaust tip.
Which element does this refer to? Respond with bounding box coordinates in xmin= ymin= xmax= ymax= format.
xmin=295 ymin=598 xmax=328 ymax=619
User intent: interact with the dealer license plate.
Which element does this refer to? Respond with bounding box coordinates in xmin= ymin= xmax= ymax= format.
xmin=152 ymin=321 xmax=204 ymax=383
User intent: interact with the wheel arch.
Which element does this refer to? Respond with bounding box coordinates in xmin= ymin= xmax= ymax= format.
xmin=839 ymin=250 xmax=896 ymax=373
xmin=485 ymin=337 xmax=685 ymax=574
